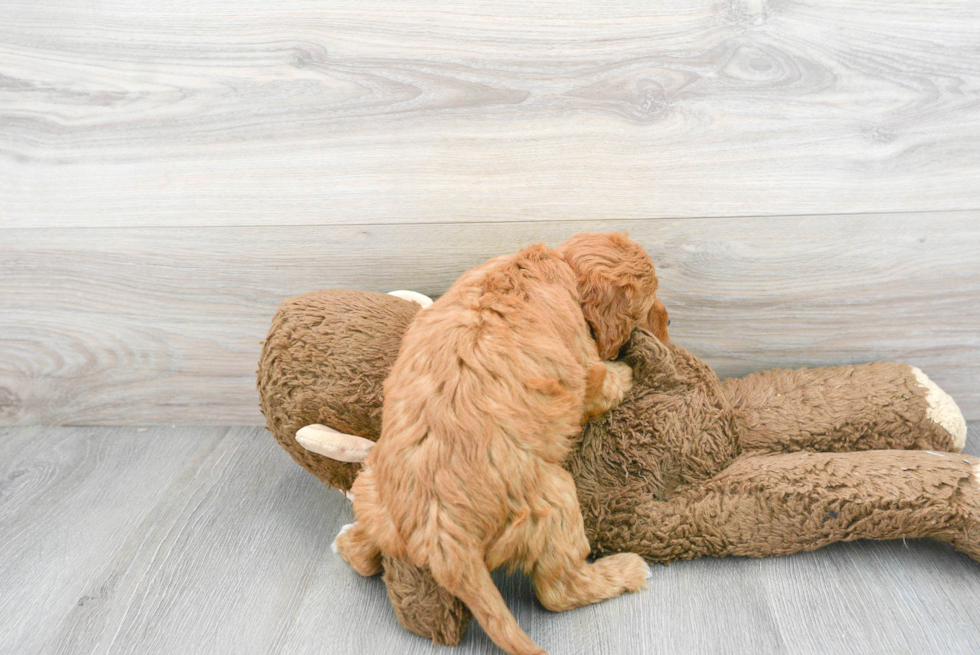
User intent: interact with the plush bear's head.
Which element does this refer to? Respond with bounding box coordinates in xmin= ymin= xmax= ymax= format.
xmin=257 ymin=289 xmax=420 ymax=491
xmin=568 ymin=328 xmax=741 ymax=556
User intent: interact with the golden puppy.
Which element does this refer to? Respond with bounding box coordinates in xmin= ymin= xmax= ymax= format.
xmin=335 ymin=233 xmax=662 ymax=655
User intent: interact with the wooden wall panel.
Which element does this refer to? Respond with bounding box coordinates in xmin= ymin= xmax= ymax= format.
xmin=2 ymin=1 xmax=978 ymax=426
xmin=1 ymin=213 xmax=978 ymax=425
xmin=1 ymin=0 xmax=979 ymax=228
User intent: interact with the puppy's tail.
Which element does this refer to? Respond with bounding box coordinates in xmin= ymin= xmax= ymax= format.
xmin=428 ymin=550 xmax=545 ymax=655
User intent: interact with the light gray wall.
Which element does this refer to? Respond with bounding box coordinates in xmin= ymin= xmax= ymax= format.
xmin=2 ymin=1 xmax=978 ymax=424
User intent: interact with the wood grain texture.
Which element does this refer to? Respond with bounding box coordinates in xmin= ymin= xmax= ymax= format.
xmin=2 ymin=213 xmax=978 ymax=425
xmin=2 ymin=425 xmax=980 ymax=654
xmin=1 ymin=0 xmax=979 ymax=228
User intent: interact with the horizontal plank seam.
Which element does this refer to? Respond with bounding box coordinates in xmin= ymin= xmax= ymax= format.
xmin=1 ymin=207 xmax=977 ymax=232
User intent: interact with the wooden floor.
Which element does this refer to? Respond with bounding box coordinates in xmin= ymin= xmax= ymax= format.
xmin=3 ymin=424 xmax=980 ymax=655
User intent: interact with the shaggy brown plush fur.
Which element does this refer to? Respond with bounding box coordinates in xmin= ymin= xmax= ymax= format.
xmin=257 ymin=289 xmax=419 ymax=492
xmin=257 ymin=290 xmax=974 ymax=650
xmin=572 ymin=330 xmax=975 ymax=563
xmin=382 ymin=555 xmax=473 ymax=646
xmin=334 ymin=235 xmax=660 ymax=655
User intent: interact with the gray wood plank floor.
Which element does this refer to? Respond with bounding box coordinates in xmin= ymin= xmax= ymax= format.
xmin=3 ymin=425 xmax=980 ymax=654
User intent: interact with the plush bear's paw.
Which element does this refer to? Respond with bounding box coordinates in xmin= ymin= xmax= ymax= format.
xmin=910 ymin=367 xmax=968 ymax=451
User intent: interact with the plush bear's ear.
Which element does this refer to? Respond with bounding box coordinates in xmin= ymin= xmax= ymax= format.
xmin=622 ymin=328 xmax=676 ymax=381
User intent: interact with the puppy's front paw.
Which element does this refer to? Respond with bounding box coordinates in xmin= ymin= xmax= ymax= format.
xmin=582 ymin=360 xmax=634 ymax=421
xmin=604 ymin=361 xmax=633 ymax=397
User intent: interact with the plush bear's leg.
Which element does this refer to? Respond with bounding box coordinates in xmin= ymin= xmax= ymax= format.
xmin=381 ymin=554 xmax=473 ymax=646
xmin=722 ymin=362 xmax=967 ymax=453
xmin=588 ymin=450 xmax=980 ymax=564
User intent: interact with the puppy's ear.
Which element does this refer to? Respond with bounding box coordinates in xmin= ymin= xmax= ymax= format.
xmin=580 ymin=272 xmax=635 ymax=359
xmin=558 ymin=232 xmax=656 ymax=359
xmin=645 ymin=298 xmax=670 ymax=344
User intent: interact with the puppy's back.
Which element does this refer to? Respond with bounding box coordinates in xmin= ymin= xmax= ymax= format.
xmin=371 ymin=245 xmax=590 ymax=544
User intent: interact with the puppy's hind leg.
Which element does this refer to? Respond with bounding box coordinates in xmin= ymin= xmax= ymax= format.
xmin=530 ymin=469 xmax=649 ymax=612
xmin=333 ymin=521 xmax=382 ymax=576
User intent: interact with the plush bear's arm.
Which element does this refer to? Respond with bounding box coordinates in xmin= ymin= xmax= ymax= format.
xmin=586 ymin=450 xmax=980 ymax=564
xmin=722 ymin=363 xmax=966 ymax=454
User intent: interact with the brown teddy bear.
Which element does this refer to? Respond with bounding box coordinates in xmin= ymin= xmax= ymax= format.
xmin=257 ymin=288 xmax=977 ymax=648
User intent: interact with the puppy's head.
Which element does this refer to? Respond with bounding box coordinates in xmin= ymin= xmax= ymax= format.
xmin=557 ymin=232 xmax=662 ymax=359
